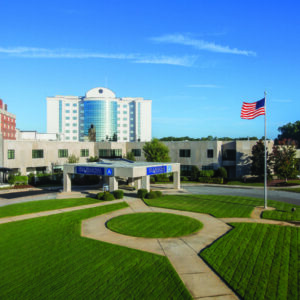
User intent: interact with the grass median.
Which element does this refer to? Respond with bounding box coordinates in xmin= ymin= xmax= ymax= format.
xmin=107 ymin=212 xmax=203 ymax=238
xmin=0 ymin=202 xmax=191 ymax=299
xmin=0 ymin=198 xmax=102 ymax=218
xmin=144 ymin=194 xmax=300 ymax=221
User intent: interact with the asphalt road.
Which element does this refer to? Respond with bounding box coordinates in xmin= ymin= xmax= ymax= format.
xmin=183 ymin=185 xmax=300 ymax=206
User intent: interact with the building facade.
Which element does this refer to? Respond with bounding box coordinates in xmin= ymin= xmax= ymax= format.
xmin=47 ymin=87 xmax=152 ymax=143
xmin=0 ymin=99 xmax=16 ymax=141
xmin=1 ymin=139 xmax=292 ymax=179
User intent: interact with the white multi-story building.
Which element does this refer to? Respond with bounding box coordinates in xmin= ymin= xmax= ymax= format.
xmin=47 ymin=87 xmax=152 ymax=142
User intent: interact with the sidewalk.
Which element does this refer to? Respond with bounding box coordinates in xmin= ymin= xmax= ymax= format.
xmin=82 ymin=196 xmax=238 ymax=299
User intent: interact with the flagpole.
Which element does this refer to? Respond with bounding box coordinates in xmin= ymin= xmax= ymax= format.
xmin=264 ymin=91 xmax=267 ymax=209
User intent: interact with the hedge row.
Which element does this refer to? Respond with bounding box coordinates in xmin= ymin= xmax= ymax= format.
xmin=137 ymin=189 xmax=163 ymax=199
xmin=198 ymin=177 xmax=223 ymax=184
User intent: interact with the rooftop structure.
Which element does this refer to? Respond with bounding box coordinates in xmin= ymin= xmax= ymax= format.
xmin=47 ymin=87 xmax=152 ymax=142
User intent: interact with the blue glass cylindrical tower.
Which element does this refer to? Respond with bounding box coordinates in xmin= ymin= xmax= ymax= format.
xmin=83 ymin=100 xmax=118 ymax=141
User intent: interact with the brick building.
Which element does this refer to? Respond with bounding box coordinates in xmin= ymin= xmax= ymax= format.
xmin=0 ymin=99 xmax=16 ymax=140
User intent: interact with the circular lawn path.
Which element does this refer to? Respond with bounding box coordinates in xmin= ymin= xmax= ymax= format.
xmin=106 ymin=212 xmax=203 ymax=238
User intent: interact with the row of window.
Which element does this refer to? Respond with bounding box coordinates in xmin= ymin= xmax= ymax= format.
xmin=65 ymin=117 xmax=77 ymax=120
xmin=65 ymin=103 xmax=77 ymax=107
xmin=7 ymin=149 xmax=90 ymax=159
xmin=179 ymin=149 xmax=214 ymax=158
xmin=65 ymin=110 xmax=78 ymax=114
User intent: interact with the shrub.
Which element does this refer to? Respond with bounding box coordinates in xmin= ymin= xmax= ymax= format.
xmin=150 ymin=176 xmax=156 ymax=184
xmin=215 ymin=167 xmax=227 ymax=179
xmin=155 ymin=174 xmax=170 ymax=182
xmin=113 ymin=190 xmax=124 ymax=199
xmin=199 ymin=170 xmax=214 ymax=178
xmin=154 ymin=191 xmax=163 ymax=198
xmin=145 ymin=191 xmax=158 ymax=199
xmin=169 ymin=174 xmax=173 ymax=181
xmin=198 ymin=177 xmax=223 ymax=184
xmin=8 ymin=175 xmax=28 ymax=185
xmin=97 ymin=192 xmax=115 ymax=201
xmin=180 ymin=176 xmax=189 ymax=181
xmin=97 ymin=192 xmax=105 ymax=200
xmin=102 ymin=192 xmax=115 ymax=201
xmin=190 ymin=165 xmax=200 ymax=181
xmin=137 ymin=189 xmax=148 ymax=199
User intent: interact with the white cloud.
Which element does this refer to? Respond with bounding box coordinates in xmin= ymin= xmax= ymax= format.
xmin=187 ymin=84 xmax=221 ymax=88
xmin=151 ymin=34 xmax=256 ymax=56
xmin=0 ymin=46 xmax=196 ymax=67
xmin=134 ymin=55 xmax=197 ymax=67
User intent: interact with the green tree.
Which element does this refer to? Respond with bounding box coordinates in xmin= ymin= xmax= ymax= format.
xmin=277 ymin=120 xmax=300 ymax=146
xmin=67 ymin=154 xmax=79 ymax=163
xmin=190 ymin=165 xmax=200 ymax=181
xmin=270 ymin=145 xmax=298 ymax=182
xmin=126 ymin=151 xmax=136 ymax=161
xmin=143 ymin=138 xmax=171 ymax=162
xmin=88 ymin=156 xmax=99 ymax=162
xmin=250 ymin=140 xmax=271 ymax=179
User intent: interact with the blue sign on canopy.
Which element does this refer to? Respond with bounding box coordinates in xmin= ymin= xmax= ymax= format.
xmin=147 ymin=165 xmax=167 ymax=175
xmin=75 ymin=166 xmax=114 ymax=176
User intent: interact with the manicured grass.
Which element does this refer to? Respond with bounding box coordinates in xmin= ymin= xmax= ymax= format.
xmin=200 ymin=223 xmax=300 ymax=300
xmin=0 ymin=198 xmax=101 ymax=218
xmin=145 ymin=194 xmax=300 ymax=221
xmin=0 ymin=202 xmax=191 ymax=299
xmin=144 ymin=194 xmax=262 ymax=218
xmin=277 ymin=188 xmax=300 ymax=193
xmin=262 ymin=201 xmax=300 ymax=222
xmin=107 ymin=212 xmax=203 ymax=238
xmin=226 ymin=181 xmax=264 ymax=187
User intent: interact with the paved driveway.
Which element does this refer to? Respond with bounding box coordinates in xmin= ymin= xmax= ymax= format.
xmin=183 ymin=185 xmax=300 ymax=206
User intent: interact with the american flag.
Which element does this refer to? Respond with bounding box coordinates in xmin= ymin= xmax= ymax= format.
xmin=241 ymin=98 xmax=265 ymax=119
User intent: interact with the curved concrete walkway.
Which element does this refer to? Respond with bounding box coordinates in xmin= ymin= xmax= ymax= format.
xmin=82 ymin=196 xmax=238 ymax=299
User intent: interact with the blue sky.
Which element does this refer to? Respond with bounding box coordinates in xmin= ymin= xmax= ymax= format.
xmin=1 ymin=0 xmax=299 ymax=139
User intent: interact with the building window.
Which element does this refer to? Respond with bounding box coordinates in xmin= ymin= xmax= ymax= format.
xmin=73 ymin=130 xmax=77 ymax=133
xmin=73 ymin=110 xmax=77 ymax=113
xmin=32 ymin=150 xmax=44 ymax=159
xmin=123 ymin=104 xmax=127 ymax=108
xmin=123 ymin=111 xmax=127 ymax=114
xmin=66 ymin=137 xmax=70 ymax=140
xmin=66 ymin=130 xmax=70 ymax=133
xmin=180 ymin=165 xmax=193 ymax=176
xmin=123 ymin=137 xmax=127 ymax=141
xmin=72 ymin=123 xmax=77 ymax=127
xmin=179 ymin=149 xmax=191 ymax=157
xmin=207 ymin=149 xmax=214 ymax=158
xmin=65 ymin=110 xmax=70 ymax=113
xmin=72 ymin=137 xmax=77 ymax=140
xmin=223 ymin=149 xmax=236 ymax=161
xmin=99 ymin=149 xmax=122 ymax=158
xmin=73 ymin=117 xmax=77 ymax=120
xmin=202 ymin=165 xmax=214 ymax=170
xmin=66 ymin=117 xmax=70 ymax=120
xmin=123 ymin=117 xmax=127 ymax=121
xmin=8 ymin=149 xmax=15 ymax=159
xmin=58 ymin=149 xmax=68 ymax=158
xmin=80 ymin=149 xmax=89 ymax=157
xmin=66 ymin=123 xmax=70 ymax=126
xmin=73 ymin=103 xmax=77 ymax=107
xmin=65 ymin=103 xmax=70 ymax=107
xmin=132 ymin=149 xmax=141 ymax=157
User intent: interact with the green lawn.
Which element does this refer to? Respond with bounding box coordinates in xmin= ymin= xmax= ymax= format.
xmin=107 ymin=212 xmax=203 ymax=238
xmin=145 ymin=194 xmax=300 ymax=221
xmin=0 ymin=202 xmax=191 ymax=299
xmin=201 ymin=223 xmax=300 ymax=300
xmin=144 ymin=194 xmax=262 ymax=218
xmin=0 ymin=198 xmax=101 ymax=218
xmin=277 ymin=188 xmax=300 ymax=193
xmin=262 ymin=201 xmax=300 ymax=222
xmin=226 ymin=181 xmax=264 ymax=187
